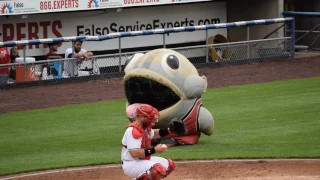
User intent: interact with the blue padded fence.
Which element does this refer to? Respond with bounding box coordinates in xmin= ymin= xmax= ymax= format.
xmin=283 ymin=11 xmax=320 ymax=17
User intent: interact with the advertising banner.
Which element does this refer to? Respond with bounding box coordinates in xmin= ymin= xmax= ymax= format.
xmin=0 ymin=0 xmax=79 ymax=15
xmin=0 ymin=1 xmax=227 ymax=57
xmin=0 ymin=0 xmax=212 ymax=16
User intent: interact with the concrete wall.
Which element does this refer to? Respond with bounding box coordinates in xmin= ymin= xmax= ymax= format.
xmin=227 ymin=0 xmax=283 ymax=42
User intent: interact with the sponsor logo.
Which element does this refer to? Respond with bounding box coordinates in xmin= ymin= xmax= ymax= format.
xmin=14 ymin=2 xmax=23 ymax=8
xmin=195 ymin=25 xmax=206 ymax=30
xmin=39 ymin=39 xmax=54 ymax=43
xmin=173 ymin=27 xmax=184 ymax=31
xmin=1 ymin=3 xmax=14 ymax=14
xmin=152 ymin=29 xmax=164 ymax=33
xmin=63 ymin=37 xmax=77 ymax=41
xmin=15 ymin=40 xmax=29 ymax=45
xmin=273 ymin=18 xmax=285 ymax=23
xmin=88 ymin=0 xmax=99 ymax=8
xmin=254 ymin=20 xmax=266 ymax=24
xmin=131 ymin=31 xmax=143 ymax=36
xmin=40 ymin=0 xmax=79 ymax=11
xmin=214 ymin=23 xmax=226 ymax=28
xmin=124 ymin=0 xmax=159 ymax=5
xmin=234 ymin=21 xmax=246 ymax=26
xmin=109 ymin=32 xmax=121 ymax=38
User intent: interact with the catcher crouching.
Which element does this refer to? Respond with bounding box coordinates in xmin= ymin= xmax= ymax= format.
xmin=121 ymin=104 xmax=187 ymax=180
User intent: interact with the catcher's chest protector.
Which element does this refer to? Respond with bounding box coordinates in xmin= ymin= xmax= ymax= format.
xmin=127 ymin=123 xmax=152 ymax=160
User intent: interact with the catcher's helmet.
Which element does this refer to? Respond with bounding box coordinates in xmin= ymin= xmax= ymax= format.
xmin=136 ymin=104 xmax=159 ymax=127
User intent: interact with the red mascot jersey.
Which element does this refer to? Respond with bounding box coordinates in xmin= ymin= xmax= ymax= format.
xmin=165 ymin=98 xmax=203 ymax=145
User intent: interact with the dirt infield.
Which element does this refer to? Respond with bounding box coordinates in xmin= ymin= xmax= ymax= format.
xmin=1 ymin=159 xmax=320 ymax=180
xmin=1 ymin=55 xmax=320 ymax=180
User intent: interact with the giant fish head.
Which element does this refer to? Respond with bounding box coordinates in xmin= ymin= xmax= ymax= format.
xmin=123 ymin=48 xmax=208 ymax=123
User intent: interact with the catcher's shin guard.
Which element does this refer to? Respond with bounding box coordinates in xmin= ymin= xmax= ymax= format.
xmin=166 ymin=158 xmax=175 ymax=176
xmin=135 ymin=163 xmax=167 ymax=180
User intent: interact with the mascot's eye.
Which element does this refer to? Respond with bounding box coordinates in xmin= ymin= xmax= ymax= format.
xmin=166 ymin=55 xmax=179 ymax=69
xmin=161 ymin=54 xmax=180 ymax=77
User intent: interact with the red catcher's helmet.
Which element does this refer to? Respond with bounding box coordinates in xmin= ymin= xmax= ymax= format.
xmin=136 ymin=104 xmax=159 ymax=127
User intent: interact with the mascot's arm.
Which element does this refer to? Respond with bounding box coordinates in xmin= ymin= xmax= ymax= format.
xmin=168 ymin=118 xmax=187 ymax=136
xmin=153 ymin=118 xmax=188 ymax=139
xmin=152 ymin=129 xmax=161 ymax=139
xmin=153 ymin=129 xmax=173 ymax=139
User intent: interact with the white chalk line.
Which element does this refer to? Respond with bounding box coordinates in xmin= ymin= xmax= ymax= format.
xmin=1 ymin=159 xmax=320 ymax=180
xmin=182 ymin=176 xmax=320 ymax=180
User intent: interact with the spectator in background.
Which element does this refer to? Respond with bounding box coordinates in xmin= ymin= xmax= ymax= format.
xmin=64 ymin=40 xmax=93 ymax=77
xmin=43 ymin=43 xmax=63 ymax=78
xmin=10 ymin=47 xmax=19 ymax=62
xmin=44 ymin=43 xmax=63 ymax=60
xmin=0 ymin=46 xmax=11 ymax=84
xmin=9 ymin=47 xmax=20 ymax=80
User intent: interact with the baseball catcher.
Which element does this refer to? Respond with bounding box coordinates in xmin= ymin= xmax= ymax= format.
xmin=121 ymin=104 xmax=186 ymax=180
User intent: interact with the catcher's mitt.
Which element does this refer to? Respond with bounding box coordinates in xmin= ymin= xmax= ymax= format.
xmin=168 ymin=118 xmax=187 ymax=136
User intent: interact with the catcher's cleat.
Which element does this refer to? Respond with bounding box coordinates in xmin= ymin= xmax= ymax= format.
xmin=166 ymin=158 xmax=176 ymax=176
xmin=135 ymin=163 xmax=167 ymax=180
xmin=134 ymin=173 xmax=148 ymax=180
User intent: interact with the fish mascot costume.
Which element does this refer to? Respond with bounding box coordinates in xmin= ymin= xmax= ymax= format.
xmin=123 ymin=48 xmax=214 ymax=146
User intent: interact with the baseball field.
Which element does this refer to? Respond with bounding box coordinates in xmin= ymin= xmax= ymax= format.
xmin=0 ymin=55 xmax=320 ymax=180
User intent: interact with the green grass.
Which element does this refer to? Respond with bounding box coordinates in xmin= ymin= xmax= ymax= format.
xmin=0 ymin=77 xmax=320 ymax=176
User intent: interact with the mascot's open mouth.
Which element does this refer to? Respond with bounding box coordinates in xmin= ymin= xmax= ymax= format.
xmin=125 ymin=77 xmax=181 ymax=111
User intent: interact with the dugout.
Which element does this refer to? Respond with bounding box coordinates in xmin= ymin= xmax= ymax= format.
xmin=283 ymin=0 xmax=320 ymax=50
xmin=227 ymin=0 xmax=285 ymax=42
